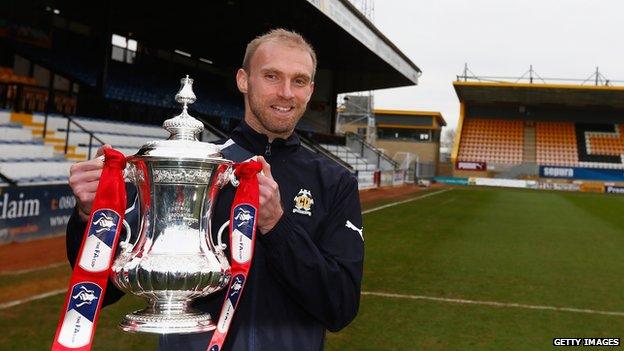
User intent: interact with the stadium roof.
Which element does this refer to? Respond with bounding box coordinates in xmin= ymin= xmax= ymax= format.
xmin=12 ymin=0 xmax=421 ymax=93
xmin=453 ymin=81 xmax=624 ymax=110
xmin=374 ymin=109 xmax=447 ymax=127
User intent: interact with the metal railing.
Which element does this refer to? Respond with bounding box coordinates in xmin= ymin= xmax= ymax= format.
xmin=195 ymin=116 xmax=228 ymax=141
xmin=0 ymin=172 xmax=17 ymax=186
xmin=297 ymin=133 xmax=354 ymax=173
xmin=457 ymin=64 xmax=624 ymax=87
xmin=56 ymin=116 xmax=107 ymax=159
xmin=345 ymin=132 xmax=399 ymax=170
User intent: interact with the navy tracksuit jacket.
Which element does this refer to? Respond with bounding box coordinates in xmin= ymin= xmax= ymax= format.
xmin=66 ymin=121 xmax=365 ymax=350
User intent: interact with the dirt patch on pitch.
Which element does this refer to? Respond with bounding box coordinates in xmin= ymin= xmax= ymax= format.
xmin=0 ymin=236 xmax=67 ymax=272
xmin=359 ymin=183 xmax=444 ymax=207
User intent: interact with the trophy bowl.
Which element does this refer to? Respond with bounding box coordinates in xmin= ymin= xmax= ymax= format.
xmin=110 ymin=76 xmax=233 ymax=334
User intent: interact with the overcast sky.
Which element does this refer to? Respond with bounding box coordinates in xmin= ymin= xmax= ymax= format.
xmin=369 ymin=0 xmax=624 ymax=130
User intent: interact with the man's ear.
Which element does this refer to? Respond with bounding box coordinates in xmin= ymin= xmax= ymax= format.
xmin=236 ymin=68 xmax=249 ymax=93
xmin=306 ymin=81 xmax=315 ymax=102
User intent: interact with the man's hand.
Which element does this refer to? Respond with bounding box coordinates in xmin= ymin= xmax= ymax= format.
xmin=68 ymin=144 xmax=111 ymax=222
xmin=256 ymin=156 xmax=283 ymax=234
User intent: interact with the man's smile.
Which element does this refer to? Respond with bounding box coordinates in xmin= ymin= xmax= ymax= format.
xmin=270 ymin=105 xmax=295 ymax=113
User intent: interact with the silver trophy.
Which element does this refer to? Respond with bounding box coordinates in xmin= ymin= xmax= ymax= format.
xmin=110 ymin=76 xmax=233 ymax=334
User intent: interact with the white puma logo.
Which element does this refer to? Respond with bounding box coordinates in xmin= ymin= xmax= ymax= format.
xmin=345 ymin=220 xmax=363 ymax=241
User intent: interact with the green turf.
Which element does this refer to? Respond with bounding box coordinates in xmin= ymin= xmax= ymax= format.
xmin=0 ymin=293 xmax=158 ymax=350
xmin=0 ymin=265 xmax=70 ymax=288
xmin=327 ymin=186 xmax=624 ymax=350
xmin=2 ymin=186 xmax=624 ymax=350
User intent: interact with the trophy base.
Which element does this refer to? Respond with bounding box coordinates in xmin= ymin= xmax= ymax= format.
xmin=120 ymin=308 xmax=216 ymax=334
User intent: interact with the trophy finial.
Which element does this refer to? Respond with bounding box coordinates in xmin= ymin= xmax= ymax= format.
xmin=163 ymin=75 xmax=203 ymax=141
xmin=175 ymin=75 xmax=197 ymax=106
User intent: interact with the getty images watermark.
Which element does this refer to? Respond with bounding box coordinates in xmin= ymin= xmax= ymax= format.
xmin=553 ymin=338 xmax=620 ymax=347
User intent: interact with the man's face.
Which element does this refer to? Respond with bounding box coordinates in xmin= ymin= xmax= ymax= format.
xmin=237 ymin=41 xmax=315 ymax=140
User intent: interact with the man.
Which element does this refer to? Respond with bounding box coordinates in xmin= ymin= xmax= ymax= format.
xmin=66 ymin=28 xmax=364 ymax=350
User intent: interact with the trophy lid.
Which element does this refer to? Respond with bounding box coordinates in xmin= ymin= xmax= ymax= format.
xmin=132 ymin=75 xmax=230 ymax=162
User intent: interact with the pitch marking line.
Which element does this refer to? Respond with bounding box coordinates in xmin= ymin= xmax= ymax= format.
xmin=362 ymin=188 xmax=451 ymax=214
xmin=0 ymin=262 xmax=67 ymax=276
xmin=362 ymin=291 xmax=624 ymax=317
xmin=0 ymin=289 xmax=66 ymax=310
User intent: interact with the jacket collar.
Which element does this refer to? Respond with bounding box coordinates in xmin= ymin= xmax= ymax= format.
xmin=230 ymin=120 xmax=300 ymax=156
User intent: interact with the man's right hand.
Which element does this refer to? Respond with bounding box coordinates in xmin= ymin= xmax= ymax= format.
xmin=68 ymin=144 xmax=112 ymax=222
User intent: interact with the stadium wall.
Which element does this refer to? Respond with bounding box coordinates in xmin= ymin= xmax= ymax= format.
xmin=374 ymin=139 xmax=439 ymax=164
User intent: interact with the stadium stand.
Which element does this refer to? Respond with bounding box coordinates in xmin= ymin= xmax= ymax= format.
xmin=320 ymin=144 xmax=376 ymax=171
xmin=0 ymin=1 xmax=423 ymax=243
xmin=457 ymin=118 xmax=523 ymax=165
xmin=586 ymin=124 xmax=624 ymax=158
xmin=0 ymin=66 xmax=37 ymax=85
xmin=14 ymin=41 xmax=98 ymax=87
xmin=0 ymin=109 xmax=173 ymax=183
xmin=453 ymin=79 xmax=624 ymax=180
xmin=457 ymin=118 xmax=624 ymax=171
xmin=536 ymin=121 xmax=579 ymax=167
xmin=105 ymin=61 xmax=243 ymax=120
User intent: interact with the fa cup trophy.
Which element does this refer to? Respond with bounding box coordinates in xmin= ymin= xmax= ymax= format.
xmin=110 ymin=76 xmax=233 ymax=334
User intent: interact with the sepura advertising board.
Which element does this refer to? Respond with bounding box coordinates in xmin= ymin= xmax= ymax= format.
xmin=540 ymin=166 xmax=624 ymax=182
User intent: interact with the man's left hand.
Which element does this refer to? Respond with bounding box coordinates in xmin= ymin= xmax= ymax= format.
xmin=256 ymin=156 xmax=284 ymax=234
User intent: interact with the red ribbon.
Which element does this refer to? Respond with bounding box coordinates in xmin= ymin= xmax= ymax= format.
xmin=52 ymin=149 xmax=127 ymax=351
xmin=208 ymin=159 xmax=262 ymax=351
xmin=51 ymin=153 xmax=261 ymax=351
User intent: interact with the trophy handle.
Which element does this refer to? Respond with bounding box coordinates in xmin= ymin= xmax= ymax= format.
xmin=119 ymin=164 xmax=141 ymax=254
xmin=214 ymin=221 xmax=229 ymax=251
xmin=118 ymin=193 xmax=141 ymax=254
xmin=226 ymin=165 xmax=239 ymax=187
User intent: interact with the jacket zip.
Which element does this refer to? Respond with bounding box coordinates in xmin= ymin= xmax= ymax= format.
xmin=265 ymin=142 xmax=272 ymax=158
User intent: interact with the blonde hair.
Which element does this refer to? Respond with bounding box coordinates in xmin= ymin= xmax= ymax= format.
xmin=242 ymin=28 xmax=317 ymax=81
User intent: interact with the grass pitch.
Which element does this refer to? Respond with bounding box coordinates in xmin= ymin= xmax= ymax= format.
xmin=327 ymin=187 xmax=624 ymax=350
xmin=2 ymin=186 xmax=624 ymax=350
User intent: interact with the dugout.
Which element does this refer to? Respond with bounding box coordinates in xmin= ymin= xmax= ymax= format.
xmin=452 ymin=80 xmax=624 ymax=182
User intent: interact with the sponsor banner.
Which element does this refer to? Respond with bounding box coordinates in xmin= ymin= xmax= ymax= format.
xmin=538 ymin=182 xmax=581 ymax=192
xmin=455 ymin=161 xmax=487 ymax=171
xmin=0 ymin=184 xmax=75 ymax=244
xmin=434 ymin=177 xmax=469 ymax=186
xmin=380 ymin=170 xmax=394 ymax=187
xmin=393 ymin=170 xmax=405 ymax=186
xmin=540 ymin=166 xmax=624 ymax=182
xmin=357 ymin=171 xmax=375 ymax=189
xmin=605 ymin=185 xmax=624 ymax=194
xmin=579 ymin=182 xmax=605 ymax=193
xmin=472 ymin=178 xmax=533 ymax=189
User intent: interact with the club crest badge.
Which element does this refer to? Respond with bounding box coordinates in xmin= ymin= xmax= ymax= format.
xmin=293 ymin=189 xmax=314 ymax=216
